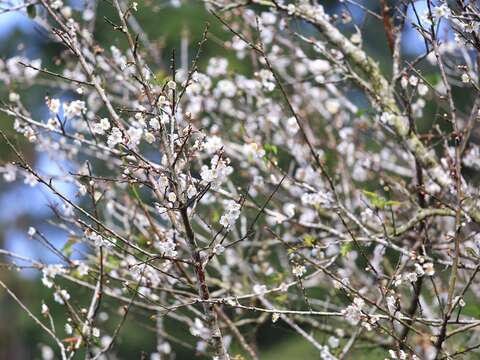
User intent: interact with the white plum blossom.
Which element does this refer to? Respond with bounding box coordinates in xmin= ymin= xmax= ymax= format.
xmin=149 ymin=117 xmax=160 ymax=130
xmin=41 ymin=303 xmax=49 ymax=317
xmin=157 ymin=239 xmax=177 ymax=257
xmin=301 ymin=191 xmax=334 ymax=209
xmin=28 ymin=226 xmax=36 ymax=237
xmin=64 ymin=100 xmax=86 ymax=118
xmin=127 ymin=126 xmax=143 ymax=147
xmin=292 ymin=265 xmax=306 ymax=277
xmin=213 ymin=243 xmax=225 ymax=255
xmin=190 ymin=318 xmax=210 ymax=339
xmin=253 ymin=284 xmax=267 ymax=295
xmin=93 ymin=118 xmax=111 ymax=134
xmin=219 ymin=200 xmax=241 ymax=228
xmin=424 ymin=262 xmax=435 ymax=276
xmin=41 ymin=264 xmax=66 ymax=288
xmin=53 ymin=289 xmax=71 ymax=304
xmin=200 ymin=155 xmax=233 ymax=189
xmin=47 ymin=98 xmax=61 ymax=114
xmin=214 ymin=79 xmax=236 ymax=97
xmin=107 ymin=127 xmax=123 ymax=147
xmin=342 ymin=298 xmax=365 ymax=325
xmin=207 ymin=57 xmax=228 ymax=77
xmin=204 ymin=136 xmax=223 ymax=154
xmin=2 ymin=1 xmax=480 ymax=357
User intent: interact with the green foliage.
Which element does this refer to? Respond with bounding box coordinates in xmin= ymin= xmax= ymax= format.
xmin=26 ymin=4 xmax=36 ymax=19
xmin=363 ymin=190 xmax=401 ymax=209
xmin=340 ymin=241 xmax=353 ymax=257
xmin=303 ymin=234 xmax=316 ymax=248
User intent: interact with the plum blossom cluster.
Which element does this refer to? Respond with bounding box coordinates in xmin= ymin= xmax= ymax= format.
xmin=0 ymin=1 xmax=480 ymax=360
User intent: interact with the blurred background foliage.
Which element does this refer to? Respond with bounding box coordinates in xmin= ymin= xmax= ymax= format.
xmin=0 ymin=0 xmax=473 ymax=359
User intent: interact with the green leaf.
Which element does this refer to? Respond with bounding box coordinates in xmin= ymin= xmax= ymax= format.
xmin=27 ymin=4 xmax=36 ymax=19
xmin=212 ymin=210 xmax=220 ymax=223
xmin=263 ymin=143 xmax=278 ymax=155
xmin=62 ymin=236 xmax=78 ymax=257
xmin=424 ymin=73 xmax=441 ymax=86
xmin=363 ymin=190 xmax=401 ymax=209
xmin=355 ymin=108 xmax=368 ymax=117
xmin=340 ymin=241 xmax=353 ymax=257
xmin=303 ymin=234 xmax=316 ymax=247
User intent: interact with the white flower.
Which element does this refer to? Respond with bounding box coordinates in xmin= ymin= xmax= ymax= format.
xmin=272 ymin=313 xmax=280 ymax=323
xmin=219 ymin=200 xmax=241 ymax=228
xmin=64 ymin=100 xmax=86 ymax=118
xmin=462 ymin=73 xmax=470 ymax=83
xmin=127 ymin=126 xmax=143 ymax=146
xmin=423 ymin=262 xmax=435 ymax=276
xmin=167 ymin=80 xmax=176 ymax=90
xmin=158 ymin=175 xmax=169 ymax=190
xmin=78 ymin=262 xmax=89 ymax=276
xmin=145 ymin=132 xmax=155 ymax=143
xmin=23 ymin=173 xmax=37 ymax=187
xmin=418 ymin=83 xmax=429 ymax=96
xmin=107 ymin=127 xmax=123 ymax=147
xmin=433 ymin=4 xmax=450 ymax=19
xmin=213 ymin=244 xmax=225 ymax=255
xmin=386 ymin=295 xmax=396 ymax=313
xmin=341 ymin=297 xmax=364 ymax=325
xmin=453 ymin=296 xmax=466 ymax=308
xmin=283 ymin=203 xmax=296 ymax=218
xmin=207 ymin=57 xmax=228 ymax=77
xmin=325 ymin=99 xmax=340 ymax=114
xmin=350 ymin=32 xmax=361 ymax=44
xmin=54 ymin=289 xmax=71 ymax=304
xmin=157 ymin=342 xmax=171 ymax=354
xmin=308 ymin=59 xmax=330 ymax=75
xmin=200 ymin=155 xmax=233 ymax=189
xmin=328 ymin=336 xmax=339 ymax=349
xmin=42 ymin=264 xmax=66 ymax=288
xmin=51 ymin=0 xmax=63 ymax=10
xmin=286 ymin=116 xmax=299 ymax=134
xmin=47 ymin=98 xmax=61 ymax=114
xmin=414 ymin=263 xmax=425 ymax=276
xmin=333 ymin=277 xmax=350 ymax=290
xmin=292 ymin=265 xmax=306 ymax=277
xmin=149 ymin=117 xmax=160 ymax=130
xmin=243 ymin=142 xmax=265 ymax=160
xmin=92 ymin=327 xmax=100 ymax=337
xmin=157 ymin=239 xmax=177 ymax=257
xmin=9 ymin=92 xmax=19 ymax=102
xmin=65 ymin=323 xmax=73 ymax=335
xmin=93 ymin=123 xmax=105 ymax=135
xmin=41 ymin=345 xmax=54 ymax=360
xmin=253 ymin=284 xmax=267 ymax=294
xmin=167 ymin=192 xmax=177 ymax=203
xmin=256 ymin=69 xmax=275 ymax=91
xmin=187 ymin=184 xmax=197 ymax=198
xmin=380 ymin=112 xmax=394 ymax=125
xmin=28 ymin=226 xmax=36 ymax=237
xmin=408 ymin=75 xmax=419 ymax=86
xmin=287 ymin=4 xmax=296 ymax=15
xmin=204 ymin=136 xmax=223 ymax=154
xmin=190 ymin=318 xmax=210 ymax=339
xmin=100 ymin=118 xmax=111 ymax=130
xmin=215 ymin=79 xmax=236 ymax=97
xmin=301 ymin=191 xmax=334 ymax=208
xmin=87 ymin=231 xmax=115 ymax=248
xmin=41 ymin=303 xmax=49 ymax=316
xmin=405 ymin=272 xmax=418 ymax=283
